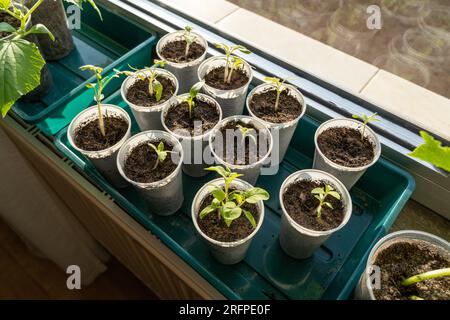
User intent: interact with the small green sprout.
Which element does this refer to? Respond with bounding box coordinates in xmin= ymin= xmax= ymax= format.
xmin=401 ymin=267 xmax=450 ymax=301
xmin=200 ymin=166 xmax=269 ymax=228
xmin=214 ymin=42 xmax=251 ymax=84
xmin=184 ymin=81 xmax=205 ymax=119
xmin=263 ymin=76 xmax=294 ymax=112
xmin=237 ymin=124 xmax=257 ymax=145
xmin=80 ymin=64 xmax=121 ymax=137
xmin=226 ymin=56 xmax=244 ymax=84
xmin=409 ymin=131 xmax=450 ymax=172
xmin=148 ymin=141 xmax=174 ymax=170
xmin=311 ymin=185 xmax=341 ymax=219
xmin=352 ymin=112 xmax=380 ymax=141
xmin=183 ymin=25 xmax=195 ymax=57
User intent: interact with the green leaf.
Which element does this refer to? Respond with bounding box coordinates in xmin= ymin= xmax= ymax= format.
xmin=229 ymin=191 xmax=244 ymax=205
xmin=80 ymin=64 xmax=103 ymax=73
xmin=209 ymin=185 xmax=226 ymax=202
xmin=0 ymin=0 xmax=11 ymax=10
xmin=28 ymin=24 xmax=55 ymax=41
xmin=311 ymin=187 xmax=324 ymax=195
xmin=205 ymin=166 xmax=229 ymax=178
xmin=0 ymin=39 xmax=45 ymax=117
xmin=153 ymin=79 xmax=163 ymax=101
xmin=328 ymin=191 xmax=341 ymax=200
xmin=157 ymin=141 xmax=164 ymax=152
xmin=243 ymin=210 xmax=256 ymax=228
xmin=65 ymin=0 xmax=102 ymax=20
xmin=189 ymin=81 xmax=204 ymax=99
xmin=222 ymin=202 xmax=241 ymax=222
xmin=199 ymin=205 xmax=217 ymax=219
xmin=0 ymin=22 xmax=16 ymax=34
xmin=409 ymin=131 xmax=450 ymax=172
xmin=244 ymin=188 xmax=270 ymax=203
xmin=324 ymin=202 xmax=334 ymax=209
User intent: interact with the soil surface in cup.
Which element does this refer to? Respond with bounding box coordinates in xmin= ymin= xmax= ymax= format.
xmin=74 ymin=116 xmax=128 ymax=151
xmin=0 ymin=12 xmax=20 ymax=38
xmin=126 ymin=76 xmax=175 ymax=107
xmin=204 ymin=66 xmax=249 ymax=90
xmin=317 ymin=126 xmax=375 ymax=167
xmin=373 ymin=239 xmax=450 ymax=300
xmin=282 ymin=179 xmax=345 ymax=231
xmin=123 ymin=140 xmax=178 ymax=183
xmin=216 ymin=120 xmax=269 ymax=165
xmin=160 ymin=40 xmax=205 ymax=63
xmin=198 ymin=191 xmax=259 ymax=242
xmin=164 ymin=98 xmax=220 ymax=136
xmin=249 ymin=88 xmax=303 ymax=123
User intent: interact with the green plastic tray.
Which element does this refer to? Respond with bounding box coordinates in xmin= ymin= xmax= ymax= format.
xmin=54 ymin=88 xmax=415 ymax=300
xmin=12 ymin=3 xmax=157 ymax=136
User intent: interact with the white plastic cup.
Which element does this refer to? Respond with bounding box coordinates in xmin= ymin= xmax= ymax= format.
xmin=313 ymin=118 xmax=381 ymax=190
xmin=117 ymin=130 xmax=184 ymax=216
xmin=192 ymin=178 xmax=265 ymax=264
xmin=68 ymin=104 xmax=132 ymax=188
xmin=279 ymin=169 xmax=352 ymax=259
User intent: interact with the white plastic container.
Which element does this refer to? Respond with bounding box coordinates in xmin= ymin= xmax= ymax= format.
xmin=198 ymin=55 xmax=253 ymax=118
xmin=116 ymin=130 xmax=184 ymax=216
xmin=121 ymin=68 xmax=178 ymax=131
xmin=279 ymin=169 xmax=352 ymax=259
xmin=192 ymin=178 xmax=265 ymax=264
xmin=313 ymin=118 xmax=381 ymax=190
xmin=67 ymin=104 xmax=131 ymax=188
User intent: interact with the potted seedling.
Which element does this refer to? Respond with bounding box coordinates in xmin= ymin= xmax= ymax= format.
xmin=313 ymin=113 xmax=381 ymax=189
xmin=161 ymin=81 xmax=222 ymax=177
xmin=246 ymin=77 xmax=306 ymax=164
xmin=209 ymin=115 xmax=273 ymax=185
xmin=279 ymin=169 xmax=352 ymax=259
xmin=355 ymin=230 xmax=450 ymax=300
xmin=117 ymin=130 xmax=184 ymax=216
xmin=157 ymin=25 xmax=207 ymax=94
xmin=198 ymin=43 xmax=252 ymax=118
xmin=119 ymin=60 xmax=179 ymax=131
xmin=191 ymin=166 xmax=269 ymax=264
xmin=68 ymin=64 xmax=131 ymax=188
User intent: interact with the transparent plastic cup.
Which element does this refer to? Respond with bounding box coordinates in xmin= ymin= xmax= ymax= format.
xmin=209 ymin=115 xmax=273 ymax=185
xmin=313 ymin=118 xmax=381 ymax=190
xmin=156 ymin=30 xmax=207 ymax=94
xmin=192 ymin=178 xmax=265 ymax=265
xmin=67 ymin=104 xmax=132 ymax=188
xmin=121 ymin=68 xmax=179 ymax=131
xmin=117 ymin=130 xmax=184 ymax=216
xmin=279 ymin=169 xmax=352 ymax=259
xmin=198 ymin=55 xmax=253 ymax=118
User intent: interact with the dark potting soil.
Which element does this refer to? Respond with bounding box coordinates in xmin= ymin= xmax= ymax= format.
xmin=123 ymin=140 xmax=178 ymax=183
xmin=373 ymin=239 xmax=450 ymax=300
xmin=198 ymin=193 xmax=259 ymax=242
xmin=216 ymin=120 xmax=269 ymax=165
xmin=282 ymin=180 xmax=345 ymax=231
xmin=164 ymin=98 xmax=220 ymax=136
xmin=74 ymin=117 xmax=128 ymax=151
xmin=204 ymin=66 xmax=249 ymax=90
xmin=160 ymin=40 xmax=205 ymax=63
xmin=317 ymin=126 xmax=375 ymax=168
xmin=126 ymin=76 xmax=175 ymax=107
xmin=249 ymin=88 xmax=303 ymax=123
xmin=0 ymin=12 xmax=20 ymax=38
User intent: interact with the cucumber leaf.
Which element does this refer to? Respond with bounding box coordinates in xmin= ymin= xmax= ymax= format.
xmin=409 ymin=131 xmax=450 ymax=172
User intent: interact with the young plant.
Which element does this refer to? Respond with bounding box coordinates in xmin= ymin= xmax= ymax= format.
xmin=401 ymin=267 xmax=450 ymax=300
xmin=184 ymin=81 xmax=205 ymax=119
xmin=311 ymin=185 xmax=341 ymax=219
xmin=237 ymin=124 xmax=257 ymax=145
xmin=352 ymin=112 xmax=380 ymax=141
xmin=183 ymin=25 xmax=194 ymax=57
xmin=264 ymin=76 xmax=292 ymax=112
xmin=80 ymin=65 xmax=120 ymax=137
xmin=200 ymin=166 xmax=269 ymax=228
xmin=409 ymin=131 xmax=450 ymax=172
xmin=214 ymin=42 xmax=251 ymax=84
xmin=148 ymin=141 xmax=174 ymax=170
xmin=226 ymin=56 xmax=244 ymax=84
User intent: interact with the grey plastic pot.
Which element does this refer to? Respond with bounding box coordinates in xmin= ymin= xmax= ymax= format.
xmin=161 ymin=93 xmax=222 ymax=177
xmin=198 ymin=55 xmax=253 ymax=118
xmin=246 ymin=83 xmax=306 ymax=164
xmin=354 ymin=230 xmax=450 ymax=300
xmin=68 ymin=104 xmax=131 ymax=188
xmin=156 ymin=30 xmax=207 ymax=94
xmin=209 ymin=115 xmax=273 ymax=185
xmin=313 ymin=118 xmax=381 ymax=190
xmin=279 ymin=169 xmax=352 ymax=259
xmin=121 ymin=68 xmax=178 ymax=132
xmin=192 ymin=178 xmax=265 ymax=264
xmin=117 ymin=130 xmax=184 ymax=216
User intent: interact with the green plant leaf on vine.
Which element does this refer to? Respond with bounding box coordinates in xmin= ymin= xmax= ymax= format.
xmin=409 ymin=131 xmax=450 ymax=172
xmin=0 ymin=39 xmax=45 ymax=117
